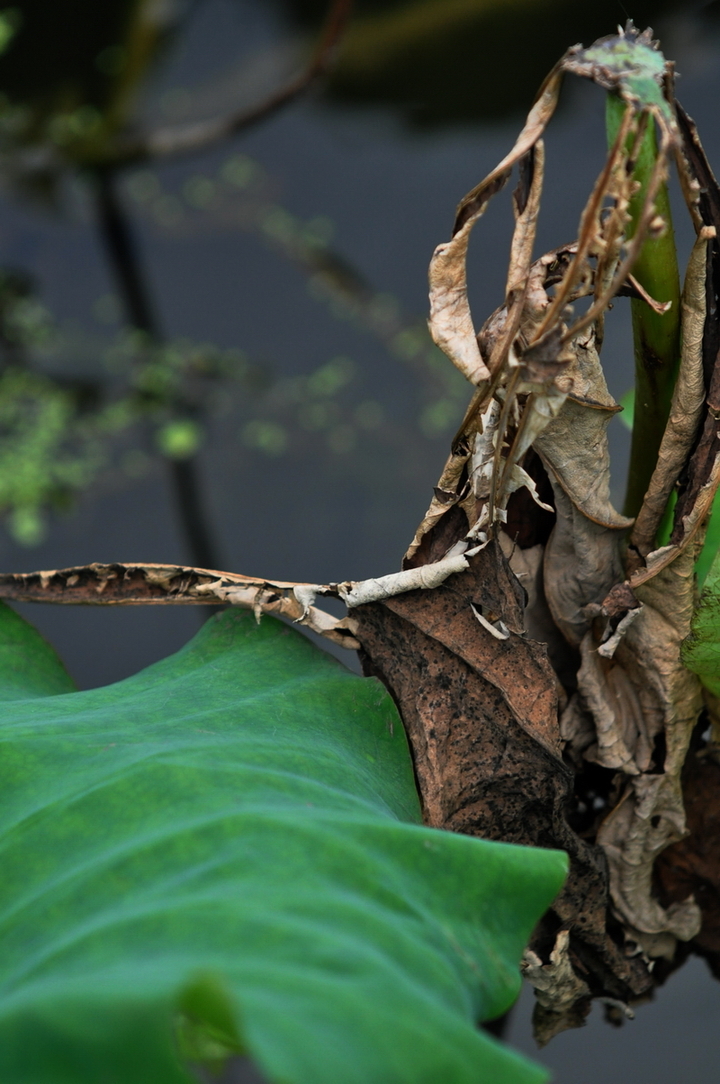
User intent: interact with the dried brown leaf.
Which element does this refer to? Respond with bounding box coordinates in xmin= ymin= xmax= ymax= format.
xmin=407 ymin=245 xmax=577 ymax=567
xmin=522 ymin=930 xmax=590 ymax=1013
xmin=630 ymin=227 xmax=712 ymax=557
xmin=404 ymin=451 xmax=473 ymax=566
xmin=427 ymin=73 xmax=561 ymax=389
xmin=534 ymin=329 xmax=632 ymax=529
xmin=599 ymin=546 xmax=703 ymax=946
xmin=630 ymin=452 xmax=720 ymax=588
xmin=625 ymin=104 xmax=720 ymax=585
xmin=656 ymin=752 xmax=720 ymax=960
xmin=453 ymin=65 xmax=564 ymax=235
xmin=0 ymin=554 xmax=492 ymax=649
xmin=0 ymin=562 xmax=363 ymax=646
xmin=674 ymin=105 xmax=720 ymax=449
xmin=506 ymin=145 xmax=546 ymax=300
xmin=541 ymin=485 xmax=626 ymax=647
xmin=575 ymin=634 xmax=645 ymax=774
xmin=532 ymin=330 xmax=631 ymax=648
xmin=486 ymin=142 xmax=547 ymax=378
xmin=353 ymin=542 xmax=653 ymax=1010
xmin=427 ymin=221 xmax=491 ymax=385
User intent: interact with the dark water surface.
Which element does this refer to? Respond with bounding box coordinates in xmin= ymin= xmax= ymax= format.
xmin=1 ymin=1 xmax=720 ymax=1078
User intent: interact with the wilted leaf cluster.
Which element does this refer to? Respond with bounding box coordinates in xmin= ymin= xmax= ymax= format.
xmin=353 ymin=26 xmax=720 ymax=1034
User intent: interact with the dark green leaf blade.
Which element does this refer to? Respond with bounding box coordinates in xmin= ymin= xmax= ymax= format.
xmin=0 ymin=601 xmax=75 ymax=700
xmin=0 ymin=605 xmax=566 ymax=1083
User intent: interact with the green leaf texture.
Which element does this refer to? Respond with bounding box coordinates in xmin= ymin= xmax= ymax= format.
xmin=683 ymin=547 xmax=720 ymax=696
xmin=0 ymin=602 xmax=566 ymax=1084
xmin=696 ymin=494 xmax=720 ymax=585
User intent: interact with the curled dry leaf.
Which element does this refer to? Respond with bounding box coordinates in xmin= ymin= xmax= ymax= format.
xmin=601 ymin=546 xmax=704 ymax=948
xmin=355 ymin=24 xmax=720 ymax=1031
xmin=630 ymin=228 xmax=713 ymax=561
xmin=0 ymin=552 xmax=484 ymax=651
xmin=0 ymin=562 xmax=361 ymax=649
xmin=534 ymin=328 xmax=632 ymax=656
xmin=521 ymin=930 xmax=590 ymax=1009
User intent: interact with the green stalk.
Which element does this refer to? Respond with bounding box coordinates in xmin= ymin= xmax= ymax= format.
xmin=606 ymin=93 xmax=682 ymax=521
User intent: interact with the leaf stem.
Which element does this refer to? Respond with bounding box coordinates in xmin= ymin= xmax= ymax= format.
xmin=606 ymin=94 xmax=682 ymax=521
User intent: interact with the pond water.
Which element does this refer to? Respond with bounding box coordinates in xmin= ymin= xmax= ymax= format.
xmin=1 ymin=0 xmax=719 ymax=1078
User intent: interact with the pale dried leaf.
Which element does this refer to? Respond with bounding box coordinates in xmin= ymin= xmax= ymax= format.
xmin=498 ymin=536 xmax=568 ymax=665
xmin=576 ymin=633 xmax=641 ymax=774
xmin=506 ymin=143 xmax=546 ymax=300
xmin=534 ymin=329 xmax=632 ymax=529
xmin=483 ymin=143 xmax=547 ymax=378
xmin=502 ymin=383 xmax=568 ymax=474
xmin=559 ymin=696 xmax=596 ymax=766
xmin=427 ymin=85 xmax=557 ymax=388
xmin=468 ymin=398 xmax=502 ymax=500
xmin=337 ymin=552 xmax=475 ymax=607
xmin=599 ymin=546 xmax=703 ymax=941
xmin=541 ymin=484 xmax=626 ymax=647
xmin=597 ymin=604 xmax=643 ymax=659
xmin=599 ymin=774 xmax=702 ymax=944
xmin=453 ymin=65 xmax=564 ymax=235
xmin=631 ymin=451 xmax=720 ymax=587
xmin=631 ymin=227 xmax=713 ymax=557
xmin=428 ymin=223 xmax=491 ymax=385
xmin=522 ymin=930 xmax=590 ymax=1011
xmin=532 ymin=323 xmax=633 ymax=663
xmin=505 ymin=463 xmax=554 ymax=512
xmin=0 ymin=562 xmax=361 ymax=650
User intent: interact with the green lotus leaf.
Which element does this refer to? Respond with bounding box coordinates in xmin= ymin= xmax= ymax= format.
xmin=0 ymin=601 xmax=566 ymax=1083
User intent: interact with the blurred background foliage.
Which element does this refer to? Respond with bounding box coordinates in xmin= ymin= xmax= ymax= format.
xmin=0 ymin=0 xmax=170 ymax=166
xmin=0 ymin=0 xmax=714 ymax=561
xmin=0 ymin=0 xmax=485 ymax=557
